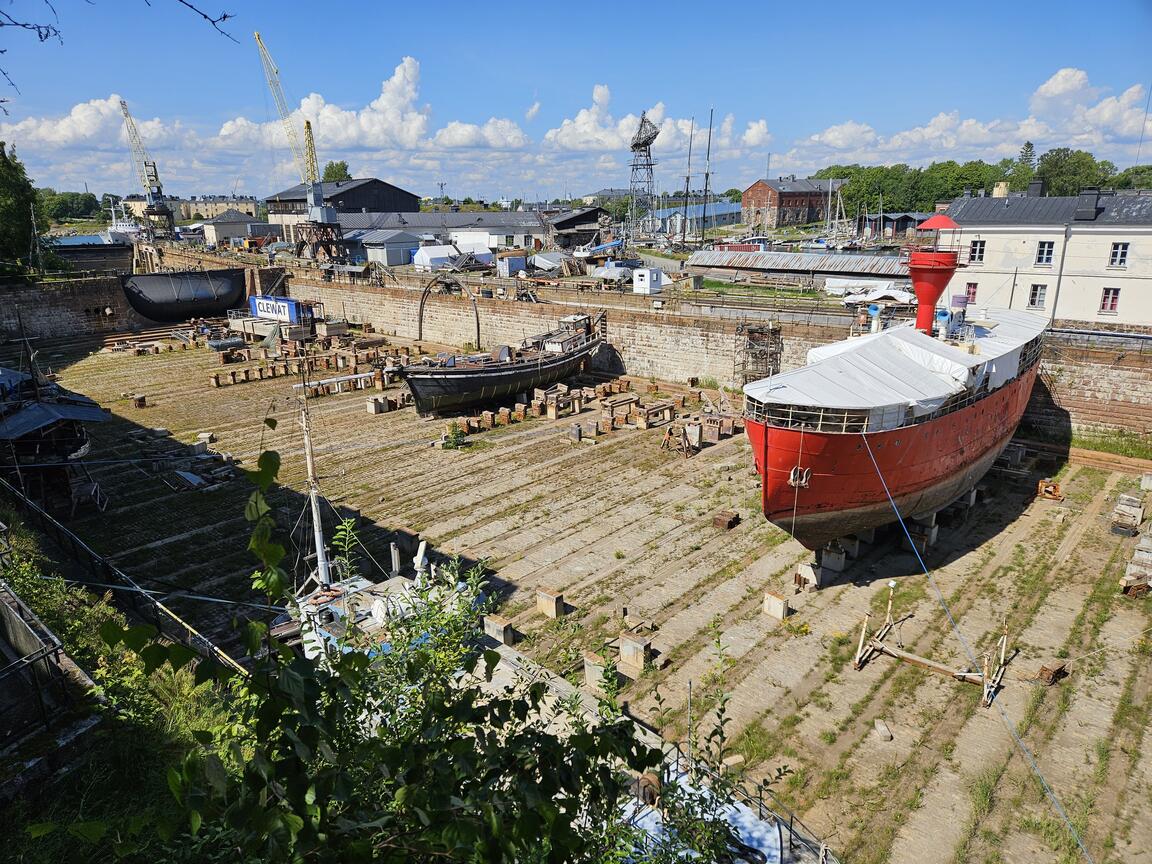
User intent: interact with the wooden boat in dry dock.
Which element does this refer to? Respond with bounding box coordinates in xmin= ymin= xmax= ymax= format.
xmin=400 ymin=313 xmax=603 ymax=415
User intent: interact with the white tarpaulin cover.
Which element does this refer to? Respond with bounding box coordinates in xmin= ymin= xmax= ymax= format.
xmin=825 ymin=277 xmax=897 ymax=296
xmin=746 ymin=308 xmax=1048 ymax=431
xmin=413 ymin=244 xmax=459 ymax=271
xmin=840 ymin=287 xmax=916 ymax=306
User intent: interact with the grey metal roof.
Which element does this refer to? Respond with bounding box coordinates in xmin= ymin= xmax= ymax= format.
xmin=652 ymin=201 xmax=743 ymax=219
xmin=547 ymin=207 xmax=605 ymax=226
xmin=688 ymin=250 xmax=907 ymax=277
xmin=863 ymin=211 xmax=934 ymax=222
xmin=204 ymin=208 xmax=257 ymax=224
xmin=946 ymin=192 xmax=1152 ymax=226
xmin=343 ymin=229 xmax=421 ymax=246
xmin=264 ymin=178 xmax=417 ymax=202
xmin=0 ymin=402 xmax=108 ymax=440
xmin=338 ymin=211 xmax=546 ymax=231
xmin=750 ymin=177 xmax=847 ymax=194
xmin=582 ymin=188 xmax=631 ymax=198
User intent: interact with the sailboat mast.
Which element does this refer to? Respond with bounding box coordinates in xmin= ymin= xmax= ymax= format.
xmin=301 ymin=398 xmax=332 ymax=587
xmin=699 ymin=108 xmax=713 ymax=246
xmin=681 ymin=117 xmax=694 ymax=245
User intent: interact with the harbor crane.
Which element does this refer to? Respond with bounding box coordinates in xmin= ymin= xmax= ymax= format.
xmin=254 ymin=31 xmax=344 ymax=260
xmin=119 ymin=99 xmax=175 ymax=237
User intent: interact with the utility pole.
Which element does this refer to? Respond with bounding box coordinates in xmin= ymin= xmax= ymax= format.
xmin=300 ymin=397 xmax=331 ymax=587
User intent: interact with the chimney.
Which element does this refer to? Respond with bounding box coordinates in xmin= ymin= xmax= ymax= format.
xmin=962 ymin=187 xmax=972 ymax=198
xmin=1027 ymin=179 xmax=1046 ymax=197
xmin=1073 ymin=187 xmax=1101 ymax=221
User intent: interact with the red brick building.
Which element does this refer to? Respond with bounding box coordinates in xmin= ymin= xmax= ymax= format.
xmin=741 ymin=176 xmax=847 ymax=230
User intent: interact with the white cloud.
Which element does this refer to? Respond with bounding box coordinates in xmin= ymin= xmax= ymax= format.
xmin=431 ymin=118 xmax=528 ymax=149
xmin=742 ymin=119 xmax=772 ymax=148
xmin=5 ymin=63 xmax=1150 ymax=203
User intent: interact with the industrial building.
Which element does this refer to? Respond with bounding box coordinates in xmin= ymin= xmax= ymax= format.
xmin=548 ymin=207 xmax=609 ymax=250
xmin=936 ymin=189 xmax=1152 ymax=330
xmin=338 ymin=211 xmax=548 ymax=251
xmin=651 ymin=201 xmax=742 ymax=237
xmin=580 ymin=187 xmax=631 ymax=205
xmin=741 ymin=176 xmax=847 ymax=229
xmin=265 ymin=178 xmax=420 ymax=242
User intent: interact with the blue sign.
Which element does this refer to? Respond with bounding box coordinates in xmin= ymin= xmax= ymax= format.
xmin=249 ymin=295 xmax=302 ymax=323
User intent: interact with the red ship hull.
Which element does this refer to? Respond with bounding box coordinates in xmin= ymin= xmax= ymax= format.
xmin=745 ymin=363 xmax=1039 ymax=549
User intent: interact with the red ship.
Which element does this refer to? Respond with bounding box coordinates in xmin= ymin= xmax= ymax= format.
xmin=743 ymin=225 xmax=1048 ymax=550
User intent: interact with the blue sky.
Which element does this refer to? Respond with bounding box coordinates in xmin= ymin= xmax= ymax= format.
xmin=2 ymin=0 xmax=1150 ymax=200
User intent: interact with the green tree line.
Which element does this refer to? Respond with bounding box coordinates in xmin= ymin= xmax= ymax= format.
xmin=813 ymin=143 xmax=1150 ymax=215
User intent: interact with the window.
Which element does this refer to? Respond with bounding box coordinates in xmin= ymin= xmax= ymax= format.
xmin=1100 ymin=287 xmax=1120 ymax=313
xmin=1109 ymin=242 xmax=1129 ymax=267
xmin=504 ymin=235 xmax=514 ymax=247
xmin=1028 ymin=284 xmax=1047 ymax=309
xmin=1035 ymin=240 xmax=1054 ymax=265
xmin=969 ymin=239 xmax=985 ymax=264
xmin=965 ymin=282 xmax=978 ymax=303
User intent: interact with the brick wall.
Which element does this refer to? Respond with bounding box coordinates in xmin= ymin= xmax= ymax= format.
xmin=0 ymin=277 xmax=151 ymax=339
xmin=1028 ymin=338 xmax=1152 ymax=433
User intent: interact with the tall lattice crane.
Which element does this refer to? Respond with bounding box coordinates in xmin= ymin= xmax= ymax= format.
xmin=254 ymin=31 xmax=341 ymax=257
xmin=119 ymin=98 xmax=174 ymax=236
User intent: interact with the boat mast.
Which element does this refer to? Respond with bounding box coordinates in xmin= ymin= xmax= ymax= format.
xmin=680 ymin=116 xmax=694 ymax=246
xmin=698 ymin=108 xmax=713 ymax=247
xmin=300 ymin=394 xmax=332 ymax=587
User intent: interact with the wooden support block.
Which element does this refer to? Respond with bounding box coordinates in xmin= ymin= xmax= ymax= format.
xmin=712 ymin=510 xmax=740 ymax=530
xmin=583 ymin=652 xmax=609 ymax=694
xmin=496 ymin=408 xmax=511 ymax=426
xmin=873 ymin=719 xmax=894 ymax=742
xmin=480 ymin=411 xmax=495 ymax=430
xmin=482 ymin=614 xmax=514 ymax=646
xmin=763 ymin=592 xmax=790 ymax=620
xmin=209 ymin=374 xmax=220 ymax=387
xmin=537 ymin=589 xmax=564 ymax=619
xmin=618 ymin=632 xmax=652 ymax=674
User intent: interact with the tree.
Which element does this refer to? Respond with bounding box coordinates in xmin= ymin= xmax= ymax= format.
xmin=1113 ymin=164 xmax=1152 ymax=189
xmin=1008 ymin=141 xmax=1037 ymax=192
xmin=722 ymin=187 xmax=742 ymax=203
xmin=321 ymin=160 xmax=351 ymax=182
xmin=1035 ymin=147 xmax=1116 ymax=197
xmin=0 ymin=141 xmax=47 ymax=269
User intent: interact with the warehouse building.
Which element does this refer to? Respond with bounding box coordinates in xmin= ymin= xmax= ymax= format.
xmin=338 ymin=211 xmax=548 ymax=250
xmin=265 ymin=178 xmax=420 ymax=242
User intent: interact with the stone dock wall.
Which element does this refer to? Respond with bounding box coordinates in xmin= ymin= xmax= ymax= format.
xmin=51 ymin=245 xmax=1152 ymax=436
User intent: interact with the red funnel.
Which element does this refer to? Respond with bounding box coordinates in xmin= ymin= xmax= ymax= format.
xmin=907 ymin=249 xmax=959 ymax=334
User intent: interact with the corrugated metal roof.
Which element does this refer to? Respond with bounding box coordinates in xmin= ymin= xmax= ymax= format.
xmin=343 ymin=229 xmax=421 ymax=245
xmin=652 ymin=201 xmax=743 ymax=220
xmin=204 ymin=208 xmax=256 ymax=224
xmin=0 ymin=402 xmax=108 ymax=440
xmin=947 ymin=192 xmax=1152 ymax=226
xmin=689 ymin=250 xmax=906 ymax=277
xmin=338 ymin=211 xmax=545 ymax=231
xmin=0 ymin=368 xmax=31 ymax=391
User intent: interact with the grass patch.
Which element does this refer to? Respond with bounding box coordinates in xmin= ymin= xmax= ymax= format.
xmin=1071 ymin=429 xmax=1152 ymax=461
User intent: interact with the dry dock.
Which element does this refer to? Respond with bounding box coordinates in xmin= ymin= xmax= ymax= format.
xmin=8 ymin=331 xmax=1152 ymax=864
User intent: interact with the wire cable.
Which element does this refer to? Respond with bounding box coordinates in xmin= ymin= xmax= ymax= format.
xmin=859 ymin=432 xmax=1096 ymax=864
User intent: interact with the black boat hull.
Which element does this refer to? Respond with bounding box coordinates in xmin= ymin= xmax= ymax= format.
xmin=122 ymin=268 xmax=247 ymax=322
xmin=401 ymin=339 xmax=600 ymax=414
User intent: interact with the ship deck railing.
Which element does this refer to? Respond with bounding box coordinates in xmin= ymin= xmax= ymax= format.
xmin=746 ymin=336 xmax=1043 ymax=434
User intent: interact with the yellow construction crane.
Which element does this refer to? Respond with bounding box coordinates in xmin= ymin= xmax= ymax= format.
xmin=253 ymin=31 xmax=341 ymax=257
xmin=118 ymin=98 xmax=174 ymax=236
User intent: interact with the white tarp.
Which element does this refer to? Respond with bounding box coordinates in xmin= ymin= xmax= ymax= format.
xmin=825 ymin=277 xmax=896 ymax=297
xmin=749 ymin=308 xmax=1049 ymax=429
xmin=840 ymin=287 xmax=916 ymax=307
xmin=413 ymin=244 xmax=459 ymax=271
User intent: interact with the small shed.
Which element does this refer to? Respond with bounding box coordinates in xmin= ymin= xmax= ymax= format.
xmin=496 ymin=254 xmax=527 ymax=278
xmin=360 ymin=230 xmax=421 ymax=266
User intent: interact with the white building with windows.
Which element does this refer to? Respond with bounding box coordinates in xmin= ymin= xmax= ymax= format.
xmin=937 ymin=190 xmax=1152 ymax=330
